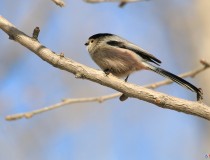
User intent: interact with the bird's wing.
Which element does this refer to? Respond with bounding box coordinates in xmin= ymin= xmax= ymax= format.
xmin=107 ymin=40 xmax=161 ymax=66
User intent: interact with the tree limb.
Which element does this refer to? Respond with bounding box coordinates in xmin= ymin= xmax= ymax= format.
xmin=84 ymin=0 xmax=140 ymax=2
xmin=84 ymin=0 xmax=145 ymax=7
xmin=0 ymin=15 xmax=210 ymax=121
xmin=51 ymin=0 xmax=65 ymax=7
xmin=5 ymin=60 xmax=210 ymax=121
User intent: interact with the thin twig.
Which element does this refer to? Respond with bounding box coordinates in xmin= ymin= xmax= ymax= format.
xmin=146 ymin=59 xmax=210 ymax=89
xmin=5 ymin=94 xmax=119 ymax=120
xmin=51 ymin=0 xmax=65 ymax=7
xmin=84 ymin=0 xmax=145 ymax=7
xmin=5 ymin=60 xmax=210 ymax=121
xmin=85 ymin=0 xmax=140 ymax=2
xmin=119 ymin=59 xmax=209 ymax=101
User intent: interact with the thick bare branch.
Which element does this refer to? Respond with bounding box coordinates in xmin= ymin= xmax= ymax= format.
xmin=0 ymin=15 xmax=210 ymax=121
xmin=5 ymin=60 xmax=210 ymax=121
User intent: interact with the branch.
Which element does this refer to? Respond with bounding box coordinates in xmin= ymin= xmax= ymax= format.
xmin=51 ymin=0 xmax=65 ymax=7
xmin=5 ymin=60 xmax=210 ymax=121
xmin=0 ymin=15 xmax=210 ymax=121
xmin=120 ymin=59 xmax=208 ymax=101
xmin=5 ymin=94 xmax=120 ymax=120
xmin=85 ymin=0 xmax=140 ymax=2
xmin=84 ymin=0 xmax=146 ymax=7
xmin=32 ymin=27 xmax=40 ymax=40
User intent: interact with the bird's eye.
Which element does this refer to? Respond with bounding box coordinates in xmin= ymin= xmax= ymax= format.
xmin=91 ymin=40 xmax=94 ymax=43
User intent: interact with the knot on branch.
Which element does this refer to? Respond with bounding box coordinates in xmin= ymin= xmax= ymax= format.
xmin=75 ymin=72 xmax=84 ymax=79
xmin=59 ymin=52 xmax=65 ymax=58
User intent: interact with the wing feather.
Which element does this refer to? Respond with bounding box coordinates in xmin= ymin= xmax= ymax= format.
xmin=107 ymin=40 xmax=161 ymax=65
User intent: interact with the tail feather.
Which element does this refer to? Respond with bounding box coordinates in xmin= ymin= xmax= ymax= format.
xmin=146 ymin=64 xmax=203 ymax=101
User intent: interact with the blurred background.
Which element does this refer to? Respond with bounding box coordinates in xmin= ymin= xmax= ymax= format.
xmin=0 ymin=0 xmax=210 ymax=160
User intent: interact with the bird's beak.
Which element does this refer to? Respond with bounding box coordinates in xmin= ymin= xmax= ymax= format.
xmin=84 ymin=42 xmax=89 ymax=46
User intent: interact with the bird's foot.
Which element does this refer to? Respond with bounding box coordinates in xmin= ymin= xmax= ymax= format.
xmin=104 ymin=69 xmax=111 ymax=76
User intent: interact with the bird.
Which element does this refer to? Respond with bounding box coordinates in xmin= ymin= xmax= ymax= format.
xmin=85 ymin=33 xmax=203 ymax=101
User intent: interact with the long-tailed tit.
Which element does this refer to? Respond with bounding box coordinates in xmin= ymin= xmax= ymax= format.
xmin=85 ymin=33 xmax=203 ymax=101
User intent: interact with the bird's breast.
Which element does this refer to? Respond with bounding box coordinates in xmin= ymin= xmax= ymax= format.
xmin=91 ymin=47 xmax=147 ymax=77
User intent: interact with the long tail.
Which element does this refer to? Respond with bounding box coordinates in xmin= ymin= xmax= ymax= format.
xmin=145 ymin=63 xmax=203 ymax=101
